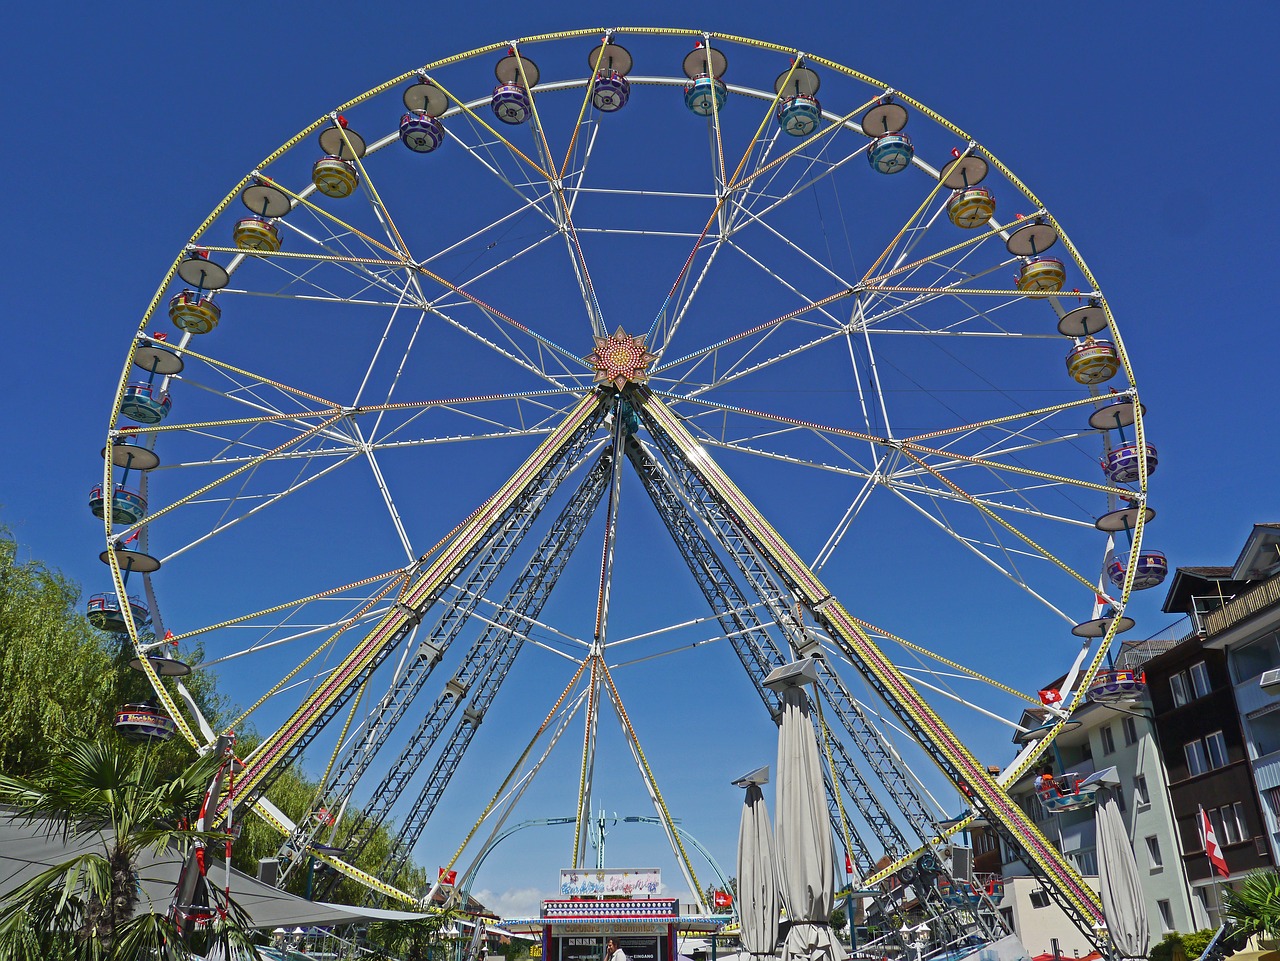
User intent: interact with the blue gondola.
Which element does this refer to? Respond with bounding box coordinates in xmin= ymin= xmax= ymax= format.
xmin=868 ymin=134 xmax=913 ymax=174
xmin=120 ymin=382 xmax=172 ymax=424
xmin=86 ymin=591 xmax=150 ymax=633
xmin=1036 ymin=772 xmax=1101 ymax=814
xmin=682 ymin=43 xmax=728 ymax=116
xmin=89 ymin=483 xmax=147 ymax=526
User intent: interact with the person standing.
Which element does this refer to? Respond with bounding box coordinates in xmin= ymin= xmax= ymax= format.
xmin=606 ymin=937 xmax=628 ymax=961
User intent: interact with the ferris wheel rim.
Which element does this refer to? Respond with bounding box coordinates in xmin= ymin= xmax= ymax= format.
xmin=99 ymin=27 xmax=1151 ymax=924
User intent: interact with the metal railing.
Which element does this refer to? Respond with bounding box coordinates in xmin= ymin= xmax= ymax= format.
xmin=1205 ymin=571 xmax=1280 ymax=636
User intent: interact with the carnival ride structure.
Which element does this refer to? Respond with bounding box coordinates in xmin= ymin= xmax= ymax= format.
xmin=92 ymin=27 xmax=1162 ymax=954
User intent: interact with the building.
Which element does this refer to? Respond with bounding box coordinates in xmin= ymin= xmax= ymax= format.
xmin=1182 ymin=525 xmax=1280 ymax=868
xmin=998 ymin=682 xmax=1199 ymax=949
xmin=1143 ymin=528 xmax=1279 ymax=923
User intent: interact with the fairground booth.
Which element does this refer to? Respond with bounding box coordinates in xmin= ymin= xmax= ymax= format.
xmin=505 ymin=869 xmax=725 ymax=961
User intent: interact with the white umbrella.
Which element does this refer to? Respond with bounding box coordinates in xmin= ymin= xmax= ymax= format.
xmin=767 ymin=661 xmax=845 ymax=961
xmin=735 ymin=765 xmax=779 ymax=957
xmin=1095 ymin=776 xmax=1149 ymax=959
xmin=467 ymin=919 xmax=488 ymax=961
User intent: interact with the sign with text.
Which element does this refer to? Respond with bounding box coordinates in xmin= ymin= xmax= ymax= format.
xmin=551 ymin=934 xmax=668 ymax=961
xmin=558 ymin=868 xmax=661 ymax=898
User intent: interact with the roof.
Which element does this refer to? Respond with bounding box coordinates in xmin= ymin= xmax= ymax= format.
xmin=1234 ymin=524 xmax=1280 ymax=580
xmin=1162 ymin=565 xmax=1248 ymax=614
xmin=0 ymin=812 xmax=433 ymax=929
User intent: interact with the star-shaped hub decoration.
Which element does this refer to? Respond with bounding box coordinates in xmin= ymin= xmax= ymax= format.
xmin=585 ymin=327 xmax=657 ymax=390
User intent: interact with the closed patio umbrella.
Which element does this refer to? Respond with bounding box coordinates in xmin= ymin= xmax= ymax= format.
xmin=1095 ymin=774 xmax=1149 ymax=959
xmin=766 ymin=660 xmax=845 ymax=961
xmin=735 ymin=765 xmax=779 ymax=957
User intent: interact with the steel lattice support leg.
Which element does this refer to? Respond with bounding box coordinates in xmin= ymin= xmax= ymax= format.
xmin=632 ymin=387 xmax=1105 ymax=947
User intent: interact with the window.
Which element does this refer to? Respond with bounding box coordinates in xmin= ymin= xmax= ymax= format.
xmin=1115 ymin=787 xmax=1127 ymax=813
xmin=1186 ymin=739 xmax=1209 ymax=777
xmin=1101 ymin=725 xmax=1116 ymax=756
xmin=1190 ymin=661 xmax=1212 ymax=697
xmin=1170 ymin=672 xmax=1190 ymax=708
xmin=1146 ymin=835 xmax=1163 ymax=868
xmin=1206 ymin=730 xmax=1229 ymax=769
xmin=1157 ymin=900 xmax=1174 ymax=933
xmin=1209 ymin=808 xmax=1228 ymax=846
xmin=1123 ymin=715 xmax=1139 ymax=746
xmin=1029 ymin=890 xmax=1051 ymax=909
xmin=1134 ymin=774 xmax=1150 ymax=807
xmin=1186 ymin=733 xmax=1230 ymax=776
xmin=1212 ymin=802 xmax=1247 ymax=845
xmin=1071 ymin=849 xmax=1098 ymax=876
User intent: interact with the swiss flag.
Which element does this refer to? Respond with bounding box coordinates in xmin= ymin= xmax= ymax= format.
xmin=439 ymin=868 xmax=457 ymax=885
xmin=1038 ymin=688 xmax=1063 ymax=706
xmin=845 ymin=853 xmax=853 ymax=875
xmin=1200 ymin=807 xmax=1230 ymax=878
xmin=713 ymin=891 xmax=733 ymax=908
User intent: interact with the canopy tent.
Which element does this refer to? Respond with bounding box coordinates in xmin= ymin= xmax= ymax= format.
xmin=0 ymin=812 xmax=433 ymax=929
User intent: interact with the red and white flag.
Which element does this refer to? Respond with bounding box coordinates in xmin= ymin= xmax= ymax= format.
xmin=1200 ymin=806 xmax=1230 ymax=878
xmin=713 ymin=890 xmax=733 ymax=908
xmin=1038 ymin=688 xmax=1063 ymax=706
xmin=439 ymin=867 xmax=457 ymax=885
xmin=845 ymin=853 xmax=854 ymax=875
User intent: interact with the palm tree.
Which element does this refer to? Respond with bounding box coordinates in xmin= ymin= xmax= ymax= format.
xmin=368 ymin=906 xmax=461 ymax=961
xmin=0 ymin=735 xmax=253 ymax=960
xmin=1222 ymin=870 xmax=1280 ymax=943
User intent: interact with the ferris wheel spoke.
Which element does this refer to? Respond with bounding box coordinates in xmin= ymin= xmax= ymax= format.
xmin=892 ymin=446 xmax=1111 ymax=598
xmin=108 ymin=412 xmax=345 ymax=546
xmin=650 ymin=234 xmax=729 ymax=360
xmin=811 ymin=466 xmax=883 ymax=571
xmin=885 ymin=484 xmax=1081 ymax=624
xmin=724 ymin=237 xmax=855 ymax=324
xmin=177 ymin=570 xmax=404 ymax=648
xmin=510 ymin=42 xmax=608 ymax=337
xmin=653 ymin=283 xmax=861 ymax=381
xmin=441 ymin=127 xmax=559 ymax=225
xmin=735 ymin=135 xmax=871 ymax=230
xmin=339 ymin=124 xmax=419 ymax=263
xmin=664 ymin=392 xmax=1123 ymax=504
xmin=353 ymin=429 xmax=417 ymax=563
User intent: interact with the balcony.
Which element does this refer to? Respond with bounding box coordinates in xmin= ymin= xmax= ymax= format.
xmin=1206 ymin=570 xmax=1280 ymax=637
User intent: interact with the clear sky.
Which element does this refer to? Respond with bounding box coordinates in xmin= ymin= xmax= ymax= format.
xmin=3 ymin=0 xmax=1277 ymax=919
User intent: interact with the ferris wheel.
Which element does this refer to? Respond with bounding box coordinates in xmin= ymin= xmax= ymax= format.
xmin=94 ymin=27 xmax=1159 ymax=949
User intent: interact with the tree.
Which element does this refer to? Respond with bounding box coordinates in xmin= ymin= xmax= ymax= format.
xmin=0 ymin=532 xmax=118 ymax=775
xmin=0 ymin=736 xmax=253 ymax=961
xmin=367 ymin=907 xmax=460 ymax=961
xmin=829 ymin=907 xmax=847 ymax=935
xmin=1223 ymin=870 xmax=1280 ymax=941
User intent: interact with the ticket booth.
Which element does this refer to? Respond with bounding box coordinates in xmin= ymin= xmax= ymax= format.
xmin=534 ymin=869 xmax=720 ymax=961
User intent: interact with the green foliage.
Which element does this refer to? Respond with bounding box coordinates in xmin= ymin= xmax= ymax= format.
xmin=366 ymin=908 xmax=459 ymax=961
xmin=0 ymin=533 xmax=118 ymax=775
xmin=829 ymin=907 xmax=847 ymax=933
xmin=0 ymin=527 xmax=227 ymax=785
xmin=0 ymin=737 xmax=254 ymax=961
xmin=1223 ymin=870 xmax=1280 ymax=941
xmin=1149 ymin=929 xmax=1222 ymax=961
xmin=0 ymin=526 xmax=433 ymax=915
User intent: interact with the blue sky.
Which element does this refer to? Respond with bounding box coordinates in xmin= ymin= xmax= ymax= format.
xmin=3 ymin=0 xmax=1277 ymax=919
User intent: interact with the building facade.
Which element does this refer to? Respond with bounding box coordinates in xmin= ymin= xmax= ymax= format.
xmin=999 ymin=692 xmax=1200 ymax=947
xmin=1144 ymin=531 xmax=1279 ymax=923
